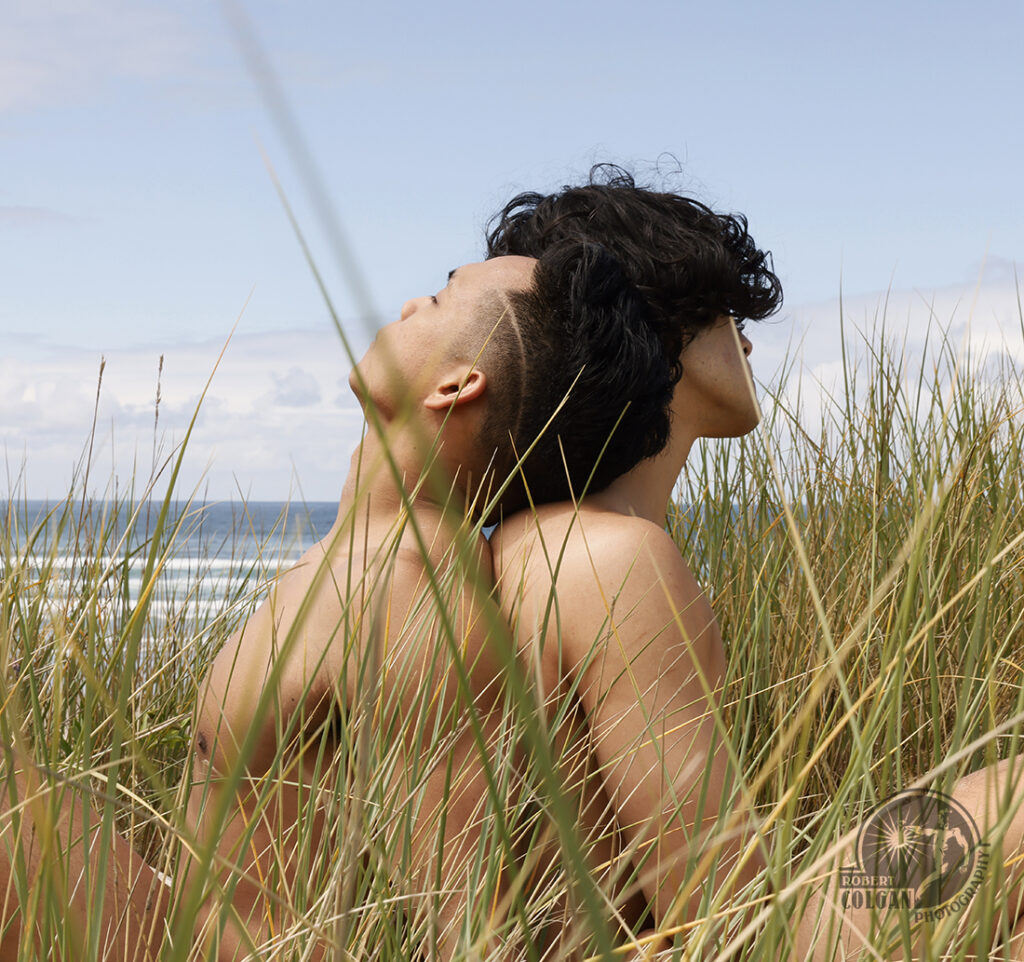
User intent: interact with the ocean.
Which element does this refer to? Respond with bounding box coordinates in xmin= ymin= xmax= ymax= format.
xmin=6 ymin=500 xmax=337 ymax=552
xmin=3 ymin=500 xmax=339 ymax=625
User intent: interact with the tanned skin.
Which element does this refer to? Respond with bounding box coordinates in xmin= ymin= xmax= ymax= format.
xmin=187 ymin=455 xmax=504 ymax=958
xmin=6 ymin=266 xmax=1023 ymax=961
xmin=493 ymin=317 xmax=1024 ymax=961
xmin=493 ymin=317 xmax=765 ymax=957
xmin=1 ymin=256 xmax=534 ymax=961
xmin=180 ymin=256 xmax=545 ymax=960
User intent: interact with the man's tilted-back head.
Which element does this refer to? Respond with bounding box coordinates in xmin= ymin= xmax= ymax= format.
xmin=486 ymin=164 xmax=784 ymax=480
xmin=350 ymin=255 xmax=540 ymax=511
xmin=350 ymin=245 xmax=677 ymax=518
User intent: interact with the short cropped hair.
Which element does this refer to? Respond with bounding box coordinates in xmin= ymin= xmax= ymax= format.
xmin=476 ymin=239 xmax=673 ymax=515
xmin=485 ymin=164 xmax=783 ymax=480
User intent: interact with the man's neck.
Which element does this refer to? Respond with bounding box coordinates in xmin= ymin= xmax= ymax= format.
xmin=588 ymin=430 xmax=696 ymax=525
xmin=333 ymin=430 xmax=459 ymax=537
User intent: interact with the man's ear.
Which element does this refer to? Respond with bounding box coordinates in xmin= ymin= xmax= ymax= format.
xmin=422 ymin=366 xmax=487 ymax=410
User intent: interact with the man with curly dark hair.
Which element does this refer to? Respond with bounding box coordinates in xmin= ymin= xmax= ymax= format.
xmin=487 ymin=167 xmax=782 ymax=956
xmin=488 ymin=164 xmax=782 ymax=485
xmin=487 ymin=167 xmax=1024 ymax=961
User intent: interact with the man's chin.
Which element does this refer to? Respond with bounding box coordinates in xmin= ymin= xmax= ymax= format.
xmin=716 ymin=409 xmax=761 ymax=439
xmin=348 ymin=367 xmax=367 ymax=404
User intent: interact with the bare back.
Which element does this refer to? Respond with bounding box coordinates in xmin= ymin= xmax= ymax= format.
xmin=492 ymin=502 xmax=763 ymax=941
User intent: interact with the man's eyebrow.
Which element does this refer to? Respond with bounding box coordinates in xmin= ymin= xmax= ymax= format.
xmin=447 ymin=268 xmax=459 ymax=284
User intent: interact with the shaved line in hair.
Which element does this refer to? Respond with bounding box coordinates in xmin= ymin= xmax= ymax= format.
xmin=492 ymin=294 xmax=526 ymax=455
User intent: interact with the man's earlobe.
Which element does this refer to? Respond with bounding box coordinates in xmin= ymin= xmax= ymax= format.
xmin=423 ymin=367 xmax=487 ymax=410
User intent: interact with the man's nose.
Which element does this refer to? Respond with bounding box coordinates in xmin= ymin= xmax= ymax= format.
xmin=741 ymin=334 xmax=753 ymax=357
xmin=400 ymin=296 xmax=431 ymax=320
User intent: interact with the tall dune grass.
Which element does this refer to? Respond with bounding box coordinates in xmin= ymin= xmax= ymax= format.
xmin=2 ymin=302 xmax=1024 ymax=961
xmin=674 ymin=312 xmax=1024 ymax=958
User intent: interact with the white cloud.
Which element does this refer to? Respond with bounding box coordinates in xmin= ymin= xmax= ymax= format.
xmin=2 ymin=328 xmax=365 ymax=502
xmin=0 ymin=1 xmax=201 ymax=112
xmin=756 ymin=274 xmax=1024 ymax=446
xmin=266 ymin=367 xmax=322 ymax=408
xmin=0 ymin=205 xmax=80 ymax=228
xmin=759 ymin=273 xmax=1022 ymax=380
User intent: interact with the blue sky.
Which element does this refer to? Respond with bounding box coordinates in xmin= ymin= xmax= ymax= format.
xmin=2 ymin=0 xmax=1021 ymax=500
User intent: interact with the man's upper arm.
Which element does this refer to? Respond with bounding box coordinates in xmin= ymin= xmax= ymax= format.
xmin=558 ymin=521 xmax=760 ymax=923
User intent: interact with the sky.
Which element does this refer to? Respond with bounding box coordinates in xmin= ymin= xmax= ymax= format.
xmin=2 ymin=0 xmax=1021 ymax=501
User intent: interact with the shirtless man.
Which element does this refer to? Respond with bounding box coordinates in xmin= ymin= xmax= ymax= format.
xmin=183 ymin=244 xmax=672 ymax=960
xmin=0 ymin=243 xmax=677 ymax=961
xmin=486 ymin=168 xmax=1024 ymax=960
xmin=183 ymin=254 xmax=536 ymax=960
xmin=487 ymin=170 xmax=783 ymax=955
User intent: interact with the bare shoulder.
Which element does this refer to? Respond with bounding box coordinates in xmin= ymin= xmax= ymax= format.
xmin=497 ymin=505 xmax=699 ymax=595
xmin=497 ymin=506 xmax=717 ymax=646
xmin=564 ymin=516 xmax=715 ymax=632
xmin=567 ymin=512 xmax=692 ymax=578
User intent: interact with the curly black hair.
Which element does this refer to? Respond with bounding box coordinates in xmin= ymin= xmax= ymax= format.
xmin=487 ymin=162 xmax=782 ymax=394
xmin=480 ymin=238 xmax=674 ymax=512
